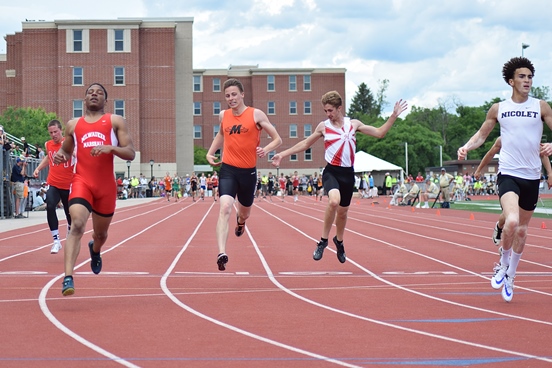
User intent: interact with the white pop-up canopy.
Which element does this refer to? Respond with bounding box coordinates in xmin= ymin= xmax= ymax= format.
xmin=353 ymin=151 xmax=402 ymax=173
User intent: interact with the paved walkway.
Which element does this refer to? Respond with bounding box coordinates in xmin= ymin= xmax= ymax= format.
xmin=0 ymin=197 xmax=160 ymax=233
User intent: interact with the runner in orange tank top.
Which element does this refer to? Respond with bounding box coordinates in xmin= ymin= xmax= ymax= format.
xmin=54 ymin=83 xmax=135 ymax=296
xmin=33 ymin=119 xmax=75 ymax=254
xmin=206 ymin=78 xmax=282 ymax=271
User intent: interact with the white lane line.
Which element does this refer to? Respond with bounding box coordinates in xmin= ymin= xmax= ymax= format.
xmin=254 ymin=204 xmax=552 ymax=363
xmin=37 ymin=201 xmax=197 ymax=367
xmin=160 ymin=203 xmax=363 ymax=368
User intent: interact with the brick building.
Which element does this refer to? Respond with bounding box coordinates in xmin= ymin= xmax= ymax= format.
xmin=0 ymin=18 xmax=346 ymax=177
xmin=192 ymin=66 xmax=346 ymax=175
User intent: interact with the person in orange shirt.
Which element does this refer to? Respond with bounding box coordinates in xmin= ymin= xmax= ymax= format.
xmin=33 ymin=119 xmax=75 ymax=254
xmin=206 ymin=78 xmax=282 ymax=271
xmin=164 ymin=172 xmax=172 ymax=202
xmin=210 ymin=171 xmax=219 ymax=201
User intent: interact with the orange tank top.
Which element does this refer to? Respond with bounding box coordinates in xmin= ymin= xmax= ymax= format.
xmin=45 ymin=138 xmax=74 ymax=190
xmin=221 ymin=107 xmax=260 ymax=169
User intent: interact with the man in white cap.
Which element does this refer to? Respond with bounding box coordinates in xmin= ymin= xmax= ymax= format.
xmin=21 ymin=137 xmax=30 ymax=157
xmin=439 ymin=168 xmax=454 ymax=203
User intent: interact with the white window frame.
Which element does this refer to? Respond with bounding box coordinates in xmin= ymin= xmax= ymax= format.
xmin=267 ymin=75 xmax=275 ymax=91
xmin=73 ymin=67 xmax=83 ymax=86
xmin=107 ymin=29 xmax=131 ymax=53
xmin=114 ymin=66 xmax=125 ymax=85
xmin=193 ymin=75 xmax=202 ymax=92
xmin=303 ymin=75 xmax=311 ymax=91
xmin=193 ymin=125 xmax=202 ymax=139
xmin=289 ymin=75 xmax=297 ymax=91
xmin=289 ymin=101 xmax=297 ymax=115
xmin=213 ymin=78 xmax=221 ymax=92
xmin=73 ymin=100 xmax=83 ymax=118
xmin=289 ymin=124 xmax=298 ymax=138
xmin=66 ymin=29 xmax=89 ymax=53
xmin=267 ymin=101 xmax=275 ymax=115
xmin=114 ymin=99 xmax=125 ymax=117
xmin=193 ymin=102 xmax=202 ymax=116
xmin=304 ymin=101 xmax=312 ymax=115
xmin=304 ymin=148 xmax=312 ymax=161
xmin=304 ymin=124 xmax=312 ymax=137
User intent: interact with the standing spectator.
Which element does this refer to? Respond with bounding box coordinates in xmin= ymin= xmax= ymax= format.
xmin=33 ymin=119 xmax=74 ymax=254
xmin=439 ymin=168 xmax=454 ymax=203
xmin=0 ymin=126 xmax=6 ymax=148
xmin=35 ymin=145 xmax=45 ymax=160
xmin=272 ymin=91 xmax=407 ymax=264
xmin=21 ymin=137 xmax=30 ymax=157
xmin=53 ymin=82 xmax=135 ymax=296
xmin=205 ymin=78 xmax=282 ymax=271
xmin=10 ymin=157 xmax=27 ymax=218
xmin=384 ymin=172 xmax=393 ymax=195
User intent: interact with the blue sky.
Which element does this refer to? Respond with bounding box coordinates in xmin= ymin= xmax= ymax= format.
xmin=1 ymin=0 xmax=551 ymax=114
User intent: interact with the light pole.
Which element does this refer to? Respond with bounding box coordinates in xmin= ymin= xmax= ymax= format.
xmin=126 ymin=160 xmax=131 ymax=178
xmin=149 ymin=159 xmax=154 ymax=178
xmin=522 ymin=43 xmax=530 ymax=57
xmin=438 ymin=145 xmax=443 ymax=167
xmin=404 ymin=142 xmax=408 ymax=177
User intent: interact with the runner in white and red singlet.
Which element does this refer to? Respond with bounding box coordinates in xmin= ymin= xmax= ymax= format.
xmin=272 ymin=90 xmax=407 ymax=264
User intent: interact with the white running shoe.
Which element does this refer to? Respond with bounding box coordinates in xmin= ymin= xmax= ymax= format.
xmin=422 ymin=204 xmax=429 ymax=209
xmin=501 ymin=274 xmax=514 ymax=302
xmin=492 ymin=222 xmax=502 ymax=246
xmin=415 ymin=203 xmax=420 ymax=208
xmin=51 ymin=239 xmax=62 ymax=254
xmin=491 ymin=263 xmax=508 ymax=289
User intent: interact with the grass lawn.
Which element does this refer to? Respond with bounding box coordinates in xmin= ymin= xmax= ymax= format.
xmin=450 ymin=196 xmax=552 ymax=219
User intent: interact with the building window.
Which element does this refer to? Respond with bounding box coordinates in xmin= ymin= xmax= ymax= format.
xmin=267 ymin=75 xmax=275 ymax=91
xmin=114 ymin=66 xmax=125 ymax=85
xmin=193 ymin=102 xmax=202 ymax=116
xmin=67 ymin=29 xmax=89 ymax=53
xmin=73 ymin=100 xmax=83 ymax=118
xmin=193 ymin=75 xmax=202 ymax=92
xmin=114 ymin=29 xmax=124 ymax=51
xmin=290 ymin=124 xmax=298 ymax=138
xmin=194 ymin=125 xmax=202 ymax=139
xmin=305 ymin=148 xmax=312 ymax=161
xmin=268 ymin=151 xmax=276 ymax=161
xmin=213 ymin=78 xmax=221 ymax=92
xmin=304 ymin=124 xmax=312 ymax=137
xmin=73 ymin=67 xmax=83 ymax=85
xmin=289 ymin=101 xmax=297 ymax=115
xmin=267 ymin=101 xmax=275 ymax=115
xmin=304 ymin=101 xmax=312 ymax=115
xmin=303 ymin=75 xmax=311 ymax=91
xmin=289 ymin=75 xmax=297 ymax=91
xmin=73 ymin=30 xmax=82 ymax=52
xmin=114 ymin=100 xmax=125 ymax=117
xmin=213 ymin=101 xmax=221 ymax=115
xmin=107 ymin=29 xmax=130 ymax=52
xmin=290 ymin=154 xmax=298 ymax=161
xmin=213 ymin=125 xmax=220 ymax=138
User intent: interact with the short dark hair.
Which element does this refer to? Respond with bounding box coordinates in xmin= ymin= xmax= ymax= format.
xmin=223 ymin=78 xmax=244 ymax=93
xmin=48 ymin=119 xmax=62 ymax=129
xmin=85 ymin=83 xmax=108 ymax=99
xmin=502 ymin=57 xmax=535 ymax=84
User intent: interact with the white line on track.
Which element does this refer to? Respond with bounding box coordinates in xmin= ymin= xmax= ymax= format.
xmin=252 ymin=203 xmax=552 ymax=363
xmin=160 ymin=202 xmax=364 ymax=368
xmin=37 ymin=201 xmax=198 ymax=368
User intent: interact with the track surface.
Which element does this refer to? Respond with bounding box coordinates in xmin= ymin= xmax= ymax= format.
xmin=1 ymin=196 xmax=552 ymax=367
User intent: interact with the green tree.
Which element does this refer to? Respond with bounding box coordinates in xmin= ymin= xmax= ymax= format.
xmin=347 ymin=82 xmax=375 ymax=119
xmin=0 ymin=107 xmax=57 ymax=150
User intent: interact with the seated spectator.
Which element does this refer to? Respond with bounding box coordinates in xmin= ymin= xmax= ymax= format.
xmin=416 ymin=178 xmax=440 ymax=208
xmin=403 ymin=182 xmax=420 ymax=205
xmin=390 ymin=179 xmax=408 ymax=206
xmin=33 ymin=191 xmax=47 ymax=211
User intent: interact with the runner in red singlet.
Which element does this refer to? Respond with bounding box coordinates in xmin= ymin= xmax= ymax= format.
xmin=272 ymin=91 xmax=407 ymax=264
xmin=206 ymin=78 xmax=282 ymax=271
xmin=54 ymin=83 xmax=135 ymax=296
xmin=33 ymin=119 xmax=74 ymax=254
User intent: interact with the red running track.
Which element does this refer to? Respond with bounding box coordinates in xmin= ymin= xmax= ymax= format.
xmin=1 ymin=196 xmax=552 ymax=367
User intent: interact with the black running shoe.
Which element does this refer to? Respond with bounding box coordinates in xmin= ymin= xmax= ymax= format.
xmin=62 ymin=275 xmax=74 ymax=296
xmin=235 ymin=215 xmax=245 ymax=237
xmin=333 ymin=236 xmax=346 ymax=263
xmin=217 ymin=253 xmax=228 ymax=271
xmin=89 ymin=240 xmax=102 ymax=274
xmin=313 ymin=238 xmax=328 ymax=261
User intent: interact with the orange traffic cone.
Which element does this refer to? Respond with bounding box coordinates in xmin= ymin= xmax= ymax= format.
xmin=542 ymin=222 xmax=547 ymax=229
xmin=469 ymin=213 xmax=475 ymax=220
xmin=411 ymin=206 xmax=415 ymax=212
xmin=436 ymin=209 xmax=441 ymax=216
xmin=371 ymin=202 xmax=375 ymax=207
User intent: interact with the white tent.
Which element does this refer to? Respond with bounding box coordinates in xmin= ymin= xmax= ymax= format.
xmin=354 ymin=151 xmax=402 ymax=173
